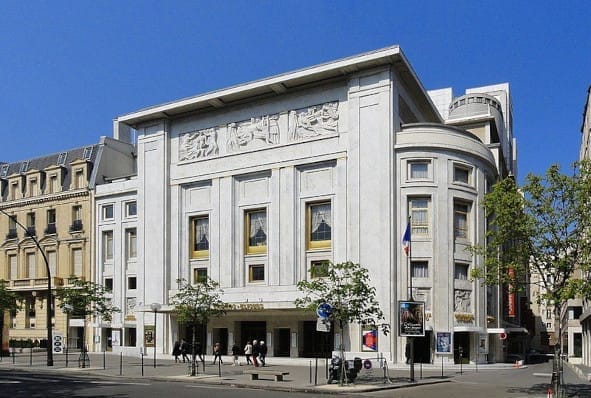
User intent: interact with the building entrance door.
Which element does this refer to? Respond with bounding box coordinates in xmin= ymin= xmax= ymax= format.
xmin=240 ymin=321 xmax=266 ymax=350
xmin=454 ymin=332 xmax=470 ymax=364
xmin=302 ymin=321 xmax=334 ymax=357
xmin=212 ymin=328 xmax=228 ymax=355
xmin=274 ymin=328 xmax=291 ymax=357
xmin=413 ymin=331 xmax=432 ymax=363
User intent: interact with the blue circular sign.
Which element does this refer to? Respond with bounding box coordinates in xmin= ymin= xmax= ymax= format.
xmin=316 ymin=303 xmax=333 ymax=318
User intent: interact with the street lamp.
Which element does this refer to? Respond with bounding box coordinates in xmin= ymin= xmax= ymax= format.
xmin=0 ymin=209 xmax=53 ymax=366
xmin=150 ymin=302 xmax=161 ymax=368
xmin=63 ymin=304 xmax=73 ymax=368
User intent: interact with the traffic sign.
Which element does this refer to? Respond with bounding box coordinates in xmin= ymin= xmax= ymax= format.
xmin=316 ymin=318 xmax=331 ymax=332
xmin=52 ymin=332 xmax=64 ymax=354
xmin=316 ymin=303 xmax=333 ymax=319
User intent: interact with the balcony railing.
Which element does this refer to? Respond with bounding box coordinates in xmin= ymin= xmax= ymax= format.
xmin=8 ymin=277 xmax=64 ymax=290
xmin=69 ymin=220 xmax=83 ymax=232
xmin=26 ymin=227 xmax=36 ymax=237
xmin=44 ymin=223 xmax=57 ymax=235
xmin=6 ymin=228 xmax=17 ymax=240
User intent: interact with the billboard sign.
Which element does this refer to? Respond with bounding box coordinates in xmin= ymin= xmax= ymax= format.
xmin=398 ymin=301 xmax=425 ymax=337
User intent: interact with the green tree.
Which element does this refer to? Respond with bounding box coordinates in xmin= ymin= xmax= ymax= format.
xmin=0 ymin=280 xmax=19 ymax=313
xmin=469 ymin=162 xmax=591 ymax=393
xmin=294 ymin=261 xmax=389 ymax=385
xmin=171 ymin=278 xmax=228 ymax=376
xmin=54 ymin=277 xmax=119 ymax=366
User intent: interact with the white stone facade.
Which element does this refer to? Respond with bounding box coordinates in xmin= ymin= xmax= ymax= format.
xmin=109 ymin=46 xmax=516 ymax=363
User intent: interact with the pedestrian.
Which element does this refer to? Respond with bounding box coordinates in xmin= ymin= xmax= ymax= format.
xmin=405 ymin=342 xmax=411 ymax=364
xmin=181 ymin=339 xmax=190 ymax=363
xmin=231 ymin=343 xmax=241 ymax=366
xmin=259 ymin=340 xmax=267 ymax=366
xmin=212 ymin=342 xmax=223 ymax=364
xmin=172 ymin=341 xmax=181 ymax=363
xmin=244 ymin=341 xmax=253 ymax=365
xmin=252 ymin=339 xmax=260 ymax=367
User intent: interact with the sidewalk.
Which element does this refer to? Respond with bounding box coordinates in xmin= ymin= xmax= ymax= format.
xmin=0 ymin=351 xmax=515 ymax=394
xmin=564 ymin=361 xmax=591 ymax=383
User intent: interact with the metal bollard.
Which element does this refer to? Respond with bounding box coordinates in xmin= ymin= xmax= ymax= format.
xmin=119 ymin=352 xmax=123 ymax=376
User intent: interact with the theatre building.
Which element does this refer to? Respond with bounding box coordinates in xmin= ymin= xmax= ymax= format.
xmin=110 ymin=46 xmax=517 ymax=362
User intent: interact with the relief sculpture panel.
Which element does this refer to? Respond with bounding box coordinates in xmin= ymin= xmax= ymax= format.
xmin=226 ymin=114 xmax=280 ymax=152
xmin=454 ymin=289 xmax=472 ymax=313
xmin=179 ymin=128 xmax=219 ymax=161
xmin=288 ymin=101 xmax=338 ymax=141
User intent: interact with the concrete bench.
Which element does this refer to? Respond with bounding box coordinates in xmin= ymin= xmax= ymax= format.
xmin=243 ymin=369 xmax=290 ymax=382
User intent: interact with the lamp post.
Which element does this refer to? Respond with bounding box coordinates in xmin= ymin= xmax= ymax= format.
xmin=0 ymin=208 xmax=53 ymax=366
xmin=150 ymin=302 xmax=161 ymax=368
xmin=63 ymin=303 xmax=73 ymax=368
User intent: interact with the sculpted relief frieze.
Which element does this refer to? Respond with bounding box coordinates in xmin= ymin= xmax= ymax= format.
xmin=226 ymin=114 xmax=280 ymax=152
xmin=288 ymin=102 xmax=338 ymax=141
xmin=179 ymin=128 xmax=219 ymax=161
xmin=178 ymin=101 xmax=339 ymax=161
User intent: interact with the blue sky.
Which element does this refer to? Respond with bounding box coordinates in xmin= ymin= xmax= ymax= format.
xmin=1 ymin=1 xmax=590 ymax=182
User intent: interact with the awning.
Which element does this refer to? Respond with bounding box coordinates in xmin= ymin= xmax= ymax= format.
xmin=453 ymin=326 xmax=484 ymax=333
xmin=486 ymin=327 xmax=528 ymax=334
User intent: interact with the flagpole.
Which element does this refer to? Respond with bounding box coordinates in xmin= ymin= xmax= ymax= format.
xmin=405 ymin=216 xmax=415 ymax=382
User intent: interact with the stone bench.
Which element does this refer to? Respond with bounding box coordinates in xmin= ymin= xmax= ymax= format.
xmin=243 ymin=369 xmax=290 ymax=382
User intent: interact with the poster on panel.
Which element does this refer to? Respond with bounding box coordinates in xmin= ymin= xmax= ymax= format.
xmin=398 ymin=301 xmax=425 ymax=337
xmin=436 ymin=331 xmax=453 ymax=354
xmin=362 ymin=327 xmax=378 ymax=351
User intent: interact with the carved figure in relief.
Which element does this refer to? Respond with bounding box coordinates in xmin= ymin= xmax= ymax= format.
xmin=454 ymin=290 xmax=471 ymax=313
xmin=180 ymin=128 xmax=219 ymax=160
xmin=289 ymin=102 xmax=339 ymax=140
xmin=226 ymin=115 xmax=279 ymax=152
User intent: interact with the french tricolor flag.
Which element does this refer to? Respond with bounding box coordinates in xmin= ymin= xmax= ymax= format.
xmin=402 ymin=220 xmax=411 ymax=255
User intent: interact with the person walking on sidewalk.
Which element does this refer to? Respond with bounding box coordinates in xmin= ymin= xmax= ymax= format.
xmin=212 ymin=342 xmax=223 ymax=364
xmin=181 ymin=339 xmax=190 ymax=363
xmin=231 ymin=343 xmax=240 ymax=366
xmin=252 ymin=340 xmax=260 ymax=367
xmin=172 ymin=341 xmax=181 ymax=363
xmin=244 ymin=341 xmax=253 ymax=365
xmin=259 ymin=340 xmax=267 ymax=366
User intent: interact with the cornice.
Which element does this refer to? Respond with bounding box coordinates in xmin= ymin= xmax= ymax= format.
xmin=0 ymin=189 xmax=90 ymax=210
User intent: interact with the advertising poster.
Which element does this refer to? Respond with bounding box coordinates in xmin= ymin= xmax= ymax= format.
xmin=478 ymin=334 xmax=488 ymax=354
xmin=436 ymin=332 xmax=453 ymax=354
xmin=362 ymin=327 xmax=378 ymax=351
xmin=399 ymin=301 xmax=425 ymax=337
xmin=144 ymin=326 xmax=155 ymax=347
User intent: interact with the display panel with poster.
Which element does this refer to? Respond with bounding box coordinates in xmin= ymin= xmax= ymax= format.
xmin=362 ymin=327 xmax=378 ymax=351
xmin=478 ymin=334 xmax=488 ymax=354
xmin=436 ymin=332 xmax=452 ymax=354
xmin=144 ymin=326 xmax=155 ymax=347
xmin=398 ymin=301 xmax=425 ymax=337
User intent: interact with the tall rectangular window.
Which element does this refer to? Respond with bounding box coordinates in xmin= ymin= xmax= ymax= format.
xmin=126 ymin=228 xmax=137 ymax=259
xmin=72 ymin=205 xmax=82 ymax=221
xmin=72 ymin=248 xmax=82 ymax=276
xmin=49 ymin=175 xmax=59 ymax=193
xmin=46 ymin=209 xmax=56 ymax=234
xmin=410 ymin=198 xmax=429 ymax=236
xmin=27 ymin=253 xmax=36 ymax=279
xmin=29 ymin=178 xmax=38 ymax=196
xmin=75 ymin=169 xmax=85 ymax=189
xmin=307 ymin=202 xmax=331 ymax=249
xmin=411 ymin=261 xmax=429 ymax=278
xmin=103 ymin=231 xmax=113 ymax=260
xmin=245 ymin=209 xmax=267 ymax=254
xmin=48 ymin=251 xmax=57 ymax=278
xmin=26 ymin=212 xmax=36 ymax=236
xmin=190 ymin=216 xmax=209 ymax=258
xmin=454 ymin=201 xmax=470 ymax=239
xmin=409 ymin=160 xmax=430 ymax=180
xmin=9 ymin=255 xmax=17 ymax=280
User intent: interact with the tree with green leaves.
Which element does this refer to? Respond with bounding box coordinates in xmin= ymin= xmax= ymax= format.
xmin=295 ymin=261 xmax=389 ymax=385
xmin=469 ymin=162 xmax=591 ymax=393
xmin=171 ymin=278 xmax=228 ymax=376
xmin=0 ymin=280 xmax=19 ymax=355
xmin=54 ymin=277 xmax=119 ymax=366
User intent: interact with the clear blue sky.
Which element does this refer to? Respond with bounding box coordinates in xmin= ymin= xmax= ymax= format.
xmin=1 ymin=1 xmax=589 ymax=182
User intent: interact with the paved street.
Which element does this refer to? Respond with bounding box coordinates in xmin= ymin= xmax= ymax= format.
xmin=0 ymin=351 xmax=590 ymax=397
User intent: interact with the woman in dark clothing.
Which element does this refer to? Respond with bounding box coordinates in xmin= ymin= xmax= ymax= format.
xmin=172 ymin=341 xmax=181 ymax=363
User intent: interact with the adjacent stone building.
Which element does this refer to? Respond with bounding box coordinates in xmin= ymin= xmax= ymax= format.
xmin=0 ymin=137 xmax=135 ymax=352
